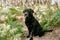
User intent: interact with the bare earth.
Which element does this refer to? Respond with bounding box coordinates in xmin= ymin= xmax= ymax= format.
xmin=18 ymin=16 xmax=60 ymax=40
xmin=22 ymin=24 xmax=60 ymax=40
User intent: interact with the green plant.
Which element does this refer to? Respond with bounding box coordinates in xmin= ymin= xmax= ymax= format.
xmin=41 ymin=9 xmax=60 ymax=30
xmin=0 ymin=7 xmax=24 ymax=40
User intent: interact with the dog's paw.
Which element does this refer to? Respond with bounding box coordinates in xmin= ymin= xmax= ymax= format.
xmin=27 ymin=35 xmax=30 ymax=38
xmin=38 ymin=33 xmax=44 ymax=37
xmin=30 ymin=37 xmax=33 ymax=40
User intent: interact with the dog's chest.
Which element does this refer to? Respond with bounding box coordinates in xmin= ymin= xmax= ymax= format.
xmin=25 ymin=17 xmax=34 ymax=26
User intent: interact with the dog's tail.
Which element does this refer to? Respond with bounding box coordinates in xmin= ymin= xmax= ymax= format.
xmin=44 ymin=30 xmax=53 ymax=32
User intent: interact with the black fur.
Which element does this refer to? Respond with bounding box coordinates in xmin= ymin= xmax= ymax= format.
xmin=23 ymin=9 xmax=53 ymax=40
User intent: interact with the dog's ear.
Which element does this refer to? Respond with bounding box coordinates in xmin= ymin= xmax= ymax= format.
xmin=29 ymin=9 xmax=34 ymax=13
xmin=23 ymin=10 xmax=26 ymax=13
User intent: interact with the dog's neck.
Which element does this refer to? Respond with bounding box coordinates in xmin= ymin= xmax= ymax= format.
xmin=25 ymin=14 xmax=34 ymax=24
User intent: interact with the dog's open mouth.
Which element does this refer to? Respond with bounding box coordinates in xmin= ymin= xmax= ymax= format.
xmin=24 ymin=13 xmax=27 ymax=16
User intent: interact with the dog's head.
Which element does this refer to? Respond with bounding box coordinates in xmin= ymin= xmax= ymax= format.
xmin=23 ymin=9 xmax=34 ymax=17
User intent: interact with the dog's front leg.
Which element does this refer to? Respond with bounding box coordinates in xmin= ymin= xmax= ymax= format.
xmin=27 ymin=29 xmax=32 ymax=38
xmin=29 ymin=30 xmax=33 ymax=40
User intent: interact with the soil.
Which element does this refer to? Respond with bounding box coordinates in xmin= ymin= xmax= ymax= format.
xmin=18 ymin=16 xmax=60 ymax=40
xmin=22 ymin=24 xmax=60 ymax=40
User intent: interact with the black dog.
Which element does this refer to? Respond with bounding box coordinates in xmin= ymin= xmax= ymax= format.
xmin=23 ymin=9 xmax=53 ymax=40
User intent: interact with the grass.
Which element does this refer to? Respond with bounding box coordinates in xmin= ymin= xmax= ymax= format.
xmin=0 ymin=4 xmax=60 ymax=40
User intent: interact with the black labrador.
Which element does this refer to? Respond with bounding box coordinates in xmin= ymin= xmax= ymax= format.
xmin=23 ymin=9 xmax=53 ymax=40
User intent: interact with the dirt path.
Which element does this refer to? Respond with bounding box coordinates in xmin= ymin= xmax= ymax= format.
xmin=18 ymin=16 xmax=60 ymax=40
xmin=22 ymin=24 xmax=60 ymax=40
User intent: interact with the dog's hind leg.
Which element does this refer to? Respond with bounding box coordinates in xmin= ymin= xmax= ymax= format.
xmin=38 ymin=30 xmax=45 ymax=37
